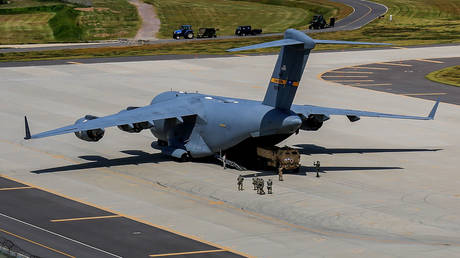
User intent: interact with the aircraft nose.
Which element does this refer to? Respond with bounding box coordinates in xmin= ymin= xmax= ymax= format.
xmin=281 ymin=115 xmax=302 ymax=133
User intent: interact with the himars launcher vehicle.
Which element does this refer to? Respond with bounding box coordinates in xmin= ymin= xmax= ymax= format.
xmin=24 ymin=29 xmax=439 ymax=161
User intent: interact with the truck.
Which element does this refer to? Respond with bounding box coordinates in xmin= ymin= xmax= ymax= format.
xmin=173 ymin=25 xmax=194 ymax=40
xmin=257 ymin=146 xmax=300 ymax=181
xmin=197 ymin=28 xmax=218 ymax=38
xmin=235 ymin=25 xmax=262 ymax=36
xmin=308 ymin=15 xmax=335 ymax=30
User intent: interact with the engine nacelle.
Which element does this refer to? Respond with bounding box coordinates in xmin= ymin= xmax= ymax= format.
xmin=300 ymin=114 xmax=329 ymax=131
xmin=74 ymin=115 xmax=105 ymax=142
xmin=117 ymin=122 xmax=153 ymax=133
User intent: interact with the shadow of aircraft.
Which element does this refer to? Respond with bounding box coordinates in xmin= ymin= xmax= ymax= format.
xmin=294 ymin=144 xmax=441 ymax=155
xmin=242 ymin=165 xmax=403 ymax=178
xmin=31 ymin=150 xmax=171 ymax=174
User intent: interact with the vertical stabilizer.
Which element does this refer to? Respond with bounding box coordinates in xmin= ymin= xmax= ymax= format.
xmin=262 ymin=30 xmax=314 ymax=110
xmin=227 ymin=29 xmax=390 ymax=110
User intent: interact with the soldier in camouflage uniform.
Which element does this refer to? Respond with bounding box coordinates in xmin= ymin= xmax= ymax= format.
xmin=252 ymin=177 xmax=257 ymax=190
xmin=314 ymin=160 xmax=321 ymax=178
xmin=237 ymin=175 xmax=244 ymax=190
xmin=259 ymin=178 xmax=265 ymax=195
xmin=278 ymin=165 xmax=284 ymax=181
xmin=267 ymin=179 xmax=273 ymax=194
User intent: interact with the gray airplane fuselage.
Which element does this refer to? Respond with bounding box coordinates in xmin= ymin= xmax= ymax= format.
xmin=150 ymin=91 xmax=302 ymax=158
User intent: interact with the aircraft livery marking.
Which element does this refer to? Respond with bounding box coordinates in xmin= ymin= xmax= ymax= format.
xmin=271 ymin=78 xmax=299 ymax=87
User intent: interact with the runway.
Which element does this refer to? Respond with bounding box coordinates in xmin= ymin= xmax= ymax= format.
xmin=1 ymin=45 xmax=460 ymax=257
xmin=0 ymin=0 xmax=387 ymax=53
xmin=0 ymin=176 xmax=243 ymax=257
xmin=321 ymin=57 xmax=460 ymax=105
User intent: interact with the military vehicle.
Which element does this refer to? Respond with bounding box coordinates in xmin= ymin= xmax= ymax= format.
xmin=173 ymin=25 xmax=194 ymax=39
xmin=235 ymin=26 xmax=262 ymax=36
xmin=197 ymin=28 xmax=218 ymax=38
xmin=309 ymin=15 xmax=335 ymax=30
xmin=24 ymin=29 xmax=439 ymax=164
xmin=257 ymin=146 xmax=300 ymax=172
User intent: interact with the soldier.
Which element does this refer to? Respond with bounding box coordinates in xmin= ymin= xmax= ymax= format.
xmin=278 ymin=165 xmax=284 ymax=181
xmin=222 ymin=153 xmax=227 ymax=169
xmin=267 ymin=179 xmax=273 ymax=194
xmin=259 ymin=178 xmax=265 ymax=195
xmin=314 ymin=160 xmax=321 ymax=178
xmin=237 ymin=175 xmax=244 ymax=191
xmin=252 ymin=177 xmax=257 ymax=190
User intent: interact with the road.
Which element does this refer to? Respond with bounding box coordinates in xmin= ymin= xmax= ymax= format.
xmin=321 ymin=57 xmax=460 ymax=104
xmin=0 ymin=0 xmax=387 ymax=53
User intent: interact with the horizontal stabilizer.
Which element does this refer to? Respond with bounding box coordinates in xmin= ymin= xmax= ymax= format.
xmin=313 ymin=39 xmax=391 ymax=45
xmin=227 ymin=39 xmax=303 ymax=52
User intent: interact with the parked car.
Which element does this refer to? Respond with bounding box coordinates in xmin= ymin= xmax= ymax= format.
xmin=197 ymin=28 xmax=218 ymax=38
xmin=235 ymin=26 xmax=262 ymax=36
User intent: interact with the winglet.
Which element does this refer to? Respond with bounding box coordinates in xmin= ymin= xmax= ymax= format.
xmin=428 ymin=99 xmax=440 ymax=120
xmin=24 ymin=116 xmax=31 ymax=140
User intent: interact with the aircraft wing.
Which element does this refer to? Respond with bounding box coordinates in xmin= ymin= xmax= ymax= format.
xmin=291 ymin=100 xmax=439 ymax=121
xmin=25 ymin=99 xmax=199 ymax=139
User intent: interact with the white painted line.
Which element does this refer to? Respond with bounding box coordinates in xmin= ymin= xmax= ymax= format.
xmin=0 ymin=212 xmax=122 ymax=258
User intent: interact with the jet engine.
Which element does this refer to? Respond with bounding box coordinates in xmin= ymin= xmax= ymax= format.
xmin=300 ymin=114 xmax=329 ymax=131
xmin=116 ymin=106 xmax=153 ymax=133
xmin=74 ymin=115 xmax=105 ymax=142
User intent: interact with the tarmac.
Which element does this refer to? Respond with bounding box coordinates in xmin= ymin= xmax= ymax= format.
xmin=1 ymin=45 xmax=460 ymax=257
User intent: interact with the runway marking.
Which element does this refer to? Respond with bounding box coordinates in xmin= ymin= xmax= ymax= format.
xmin=0 ymin=174 xmax=250 ymax=258
xmin=391 ymin=46 xmax=407 ymax=49
xmin=0 ymin=186 xmax=33 ymax=191
xmin=376 ymin=62 xmax=412 ymax=67
xmin=352 ymin=66 xmax=389 ymax=70
xmin=327 ymin=71 xmax=373 ymax=74
xmin=0 ymin=212 xmax=121 ymax=258
xmin=51 ymin=215 xmax=122 ymax=222
xmin=349 ymin=83 xmax=392 ymax=87
xmin=402 ymin=93 xmax=447 ymax=96
xmin=235 ymin=54 xmax=248 ymax=57
xmin=66 ymin=61 xmax=82 ymax=65
xmin=149 ymin=249 xmax=226 ymax=257
xmin=322 ymin=75 xmax=369 ymax=78
xmin=416 ymin=59 xmax=444 ymax=64
xmin=330 ymin=80 xmax=374 ymax=82
xmin=251 ymin=85 xmax=263 ymax=88
xmin=0 ymin=227 xmax=75 ymax=258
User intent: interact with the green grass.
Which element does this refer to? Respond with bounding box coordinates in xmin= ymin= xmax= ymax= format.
xmin=0 ymin=12 xmax=55 ymax=43
xmin=147 ymin=0 xmax=310 ymax=38
xmin=0 ymin=0 xmax=139 ymax=43
xmin=77 ymin=0 xmax=140 ymax=40
xmin=309 ymin=0 xmax=460 ymax=46
xmin=426 ymin=65 xmax=460 ymax=87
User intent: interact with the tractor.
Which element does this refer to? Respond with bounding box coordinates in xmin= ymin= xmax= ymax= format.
xmin=173 ymin=25 xmax=194 ymax=40
xmin=309 ymin=15 xmax=335 ymax=30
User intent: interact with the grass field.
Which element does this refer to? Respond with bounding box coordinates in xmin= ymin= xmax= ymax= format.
xmin=0 ymin=0 xmax=139 ymax=43
xmin=0 ymin=12 xmax=55 ymax=43
xmin=426 ymin=65 xmax=460 ymax=87
xmin=77 ymin=0 xmax=140 ymax=40
xmin=310 ymin=0 xmax=460 ymax=45
xmin=146 ymin=0 xmax=352 ymax=38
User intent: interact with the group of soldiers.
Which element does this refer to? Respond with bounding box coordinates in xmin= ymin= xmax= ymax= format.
xmin=237 ymin=175 xmax=273 ymax=194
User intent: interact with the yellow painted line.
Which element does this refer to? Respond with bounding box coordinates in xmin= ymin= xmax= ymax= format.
xmin=66 ymin=61 xmax=82 ymax=65
xmin=416 ymin=59 xmax=444 ymax=64
xmin=251 ymin=85 xmax=263 ymax=89
xmin=376 ymin=62 xmax=412 ymax=67
xmin=327 ymin=71 xmax=373 ymax=74
xmin=322 ymin=75 xmax=369 ymax=78
xmin=402 ymin=93 xmax=447 ymax=96
xmin=0 ymin=186 xmax=33 ymax=191
xmin=352 ymin=66 xmax=389 ymax=70
xmin=350 ymin=83 xmax=392 ymax=87
xmin=0 ymin=227 xmax=75 ymax=258
xmin=149 ymin=249 xmax=226 ymax=257
xmin=51 ymin=215 xmax=121 ymax=222
xmin=330 ymin=80 xmax=374 ymax=82
xmin=391 ymin=46 xmax=407 ymax=49
xmin=0 ymin=175 xmax=252 ymax=257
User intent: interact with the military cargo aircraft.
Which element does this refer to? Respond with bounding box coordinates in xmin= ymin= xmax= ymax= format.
xmin=24 ymin=29 xmax=439 ymax=161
